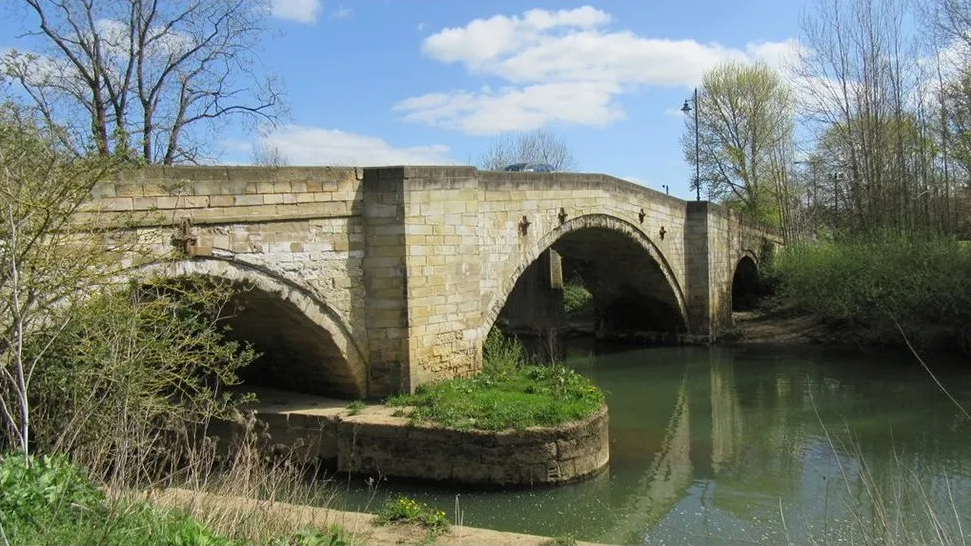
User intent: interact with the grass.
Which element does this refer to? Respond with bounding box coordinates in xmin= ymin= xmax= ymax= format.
xmin=376 ymin=495 xmax=449 ymax=533
xmin=346 ymin=400 xmax=365 ymax=416
xmin=386 ymin=330 xmax=604 ymax=431
xmin=0 ymin=451 xmax=354 ymax=546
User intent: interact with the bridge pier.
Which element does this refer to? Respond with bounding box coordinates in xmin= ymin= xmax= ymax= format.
xmin=500 ymin=248 xmax=568 ymax=361
xmin=684 ymin=201 xmax=744 ymax=341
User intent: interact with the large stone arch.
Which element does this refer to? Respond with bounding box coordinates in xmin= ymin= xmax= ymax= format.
xmin=481 ymin=213 xmax=689 ymax=338
xmin=137 ymin=258 xmax=368 ymax=399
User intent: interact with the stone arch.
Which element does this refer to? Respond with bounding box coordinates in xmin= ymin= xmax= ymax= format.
xmin=481 ymin=213 xmax=689 ymax=338
xmin=731 ymin=253 xmax=761 ymax=312
xmin=136 ymin=258 xmax=367 ymax=399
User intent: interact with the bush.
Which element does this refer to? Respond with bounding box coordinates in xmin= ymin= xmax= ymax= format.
xmin=563 ymin=281 xmax=594 ymax=318
xmin=20 ymin=276 xmax=257 ymax=485
xmin=769 ymin=236 xmax=971 ymax=350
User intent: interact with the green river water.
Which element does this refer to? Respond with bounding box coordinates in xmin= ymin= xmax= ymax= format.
xmin=336 ymin=343 xmax=971 ymax=545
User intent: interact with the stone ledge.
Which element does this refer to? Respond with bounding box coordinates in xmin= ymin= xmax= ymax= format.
xmin=148 ymin=488 xmax=612 ymax=546
xmin=235 ymin=401 xmax=610 ymax=488
xmin=336 ymin=405 xmax=609 ymax=487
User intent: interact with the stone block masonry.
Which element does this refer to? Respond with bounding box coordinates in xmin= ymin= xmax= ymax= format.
xmin=89 ymin=165 xmax=782 ymax=399
xmin=224 ymin=402 xmax=610 ymax=487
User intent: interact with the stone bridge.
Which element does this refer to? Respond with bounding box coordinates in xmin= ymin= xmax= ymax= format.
xmin=88 ymin=166 xmax=782 ymax=400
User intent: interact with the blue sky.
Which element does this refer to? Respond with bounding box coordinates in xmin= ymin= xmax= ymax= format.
xmin=1 ymin=0 xmax=807 ymax=200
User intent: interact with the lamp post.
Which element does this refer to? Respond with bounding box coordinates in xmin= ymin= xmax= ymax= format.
xmin=681 ymin=88 xmax=701 ymax=201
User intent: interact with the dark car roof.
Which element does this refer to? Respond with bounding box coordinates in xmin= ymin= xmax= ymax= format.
xmin=501 ymin=162 xmax=556 ymax=172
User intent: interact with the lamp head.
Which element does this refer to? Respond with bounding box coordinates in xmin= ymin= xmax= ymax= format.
xmin=680 ymin=100 xmax=692 ymax=113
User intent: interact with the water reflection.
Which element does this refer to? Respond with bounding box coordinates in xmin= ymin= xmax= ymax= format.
xmin=335 ymin=344 xmax=971 ymax=545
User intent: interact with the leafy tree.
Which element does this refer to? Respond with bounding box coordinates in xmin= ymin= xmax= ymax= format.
xmin=479 ymin=127 xmax=577 ymax=171
xmin=683 ymin=61 xmax=795 ymax=227
xmin=2 ymin=0 xmax=286 ymax=164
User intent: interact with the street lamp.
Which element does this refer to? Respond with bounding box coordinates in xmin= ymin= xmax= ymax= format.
xmin=681 ymin=88 xmax=701 ymax=201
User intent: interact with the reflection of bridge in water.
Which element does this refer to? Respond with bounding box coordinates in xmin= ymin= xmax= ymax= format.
xmin=589 ymin=351 xmax=797 ymax=545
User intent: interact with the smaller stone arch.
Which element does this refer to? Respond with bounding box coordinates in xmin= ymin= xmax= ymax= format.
xmin=731 ymin=252 xmax=761 ymax=312
xmin=481 ymin=213 xmax=689 ymax=338
xmin=136 ymin=258 xmax=368 ymax=398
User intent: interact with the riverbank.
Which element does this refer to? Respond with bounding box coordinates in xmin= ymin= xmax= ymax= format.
xmin=149 ymin=488 xmax=610 ymax=546
xmin=729 ymin=309 xmax=830 ymax=344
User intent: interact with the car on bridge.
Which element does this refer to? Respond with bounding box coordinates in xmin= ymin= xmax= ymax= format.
xmin=501 ymin=162 xmax=556 ymax=173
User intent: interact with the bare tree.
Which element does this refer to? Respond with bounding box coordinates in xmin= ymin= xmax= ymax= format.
xmin=3 ymin=0 xmax=285 ymax=164
xmin=479 ymin=127 xmax=577 ymax=171
xmin=797 ymin=0 xmax=949 ymax=235
xmin=250 ymin=142 xmax=289 ymax=167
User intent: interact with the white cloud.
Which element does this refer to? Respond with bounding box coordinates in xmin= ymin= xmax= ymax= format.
xmin=393 ymin=81 xmax=624 ymax=135
xmin=329 ymin=6 xmax=352 ymax=20
xmin=240 ymin=125 xmax=455 ymax=166
xmin=394 ymin=6 xmax=801 ymax=135
xmin=270 ymin=0 xmax=321 ymax=24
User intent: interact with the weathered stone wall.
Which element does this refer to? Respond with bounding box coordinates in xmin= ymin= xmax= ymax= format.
xmin=398 ymin=167 xmax=483 ymax=386
xmin=215 ymin=405 xmax=609 ymax=487
xmin=695 ymin=203 xmax=784 ymax=338
xmin=89 ymin=166 xmax=372 ymax=396
xmin=87 ymin=165 xmax=782 ymax=397
xmin=475 ymin=172 xmax=689 ymax=337
xmin=337 ymin=406 xmax=609 ymax=486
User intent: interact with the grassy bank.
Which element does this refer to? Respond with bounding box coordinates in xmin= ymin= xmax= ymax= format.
xmin=0 ymin=453 xmax=350 ymax=546
xmin=768 ymin=236 xmax=971 ymax=351
xmin=387 ymin=331 xmax=603 ymax=431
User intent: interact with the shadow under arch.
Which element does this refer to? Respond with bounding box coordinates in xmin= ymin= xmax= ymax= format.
xmin=481 ymin=213 xmax=689 ymax=338
xmin=731 ymin=252 xmax=761 ymax=312
xmin=137 ymin=258 xmax=368 ymax=399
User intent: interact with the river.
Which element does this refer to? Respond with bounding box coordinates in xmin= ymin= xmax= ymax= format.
xmin=333 ymin=342 xmax=971 ymax=545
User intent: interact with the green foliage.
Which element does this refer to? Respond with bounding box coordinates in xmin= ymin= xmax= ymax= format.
xmin=376 ymin=495 xmax=449 ymax=536
xmin=0 ymin=453 xmax=104 ymax=532
xmin=481 ymin=327 xmax=527 ymax=375
xmin=0 ymin=453 xmax=353 ymax=546
xmin=769 ymin=236 xmax=971 ymax=350
xmin=563 ymin=281 xmax=594 ymax=317
xmin=387 ymin=331 xmax=603 ymax=431
xmin=686 ymin=61 xmax=794 ymax=227
xmin=24 ymin=276 xmax=257 ymax=475
xmin=346 ymin=400 xmax=365 ymax=416
xmin=0 ymin=453 xmax=234 ymax=546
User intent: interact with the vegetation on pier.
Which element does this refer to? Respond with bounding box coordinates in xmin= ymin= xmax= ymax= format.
xmin=387 ymin=330 xmax=604 ymax=431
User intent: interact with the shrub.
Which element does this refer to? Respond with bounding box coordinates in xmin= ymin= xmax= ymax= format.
xmin=482 ymin=328 xmax=527 ymax=375
xmin=769 ymin=236 xmax=971 ymax=350
xmin=563 ymin=281 xmax=594 ymax=318
xmin=22 ymin=276 xmax=257 ymax=486
xmin=346 ymin=401 xmax=365 ymax=416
